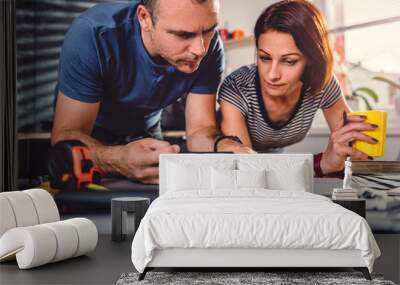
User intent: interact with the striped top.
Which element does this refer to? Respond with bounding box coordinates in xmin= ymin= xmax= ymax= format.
xmin=218 ymin=65 xmax=342 ymax=152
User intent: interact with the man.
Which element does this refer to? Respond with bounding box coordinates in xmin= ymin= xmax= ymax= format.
xmin=52 ymin=0 xmax=225 ymax=184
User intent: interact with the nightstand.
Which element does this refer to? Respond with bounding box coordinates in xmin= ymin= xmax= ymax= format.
xmin=332 ymin=198 xmax=366 ymax=218
xmin=111 ymin=197 xmax=150 ymax=242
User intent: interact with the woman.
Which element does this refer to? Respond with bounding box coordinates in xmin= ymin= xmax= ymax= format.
xmin=216 ymin=0 xmax=377 ymax=176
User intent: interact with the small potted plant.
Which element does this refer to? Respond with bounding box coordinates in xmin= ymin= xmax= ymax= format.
xmin=334 ymin=51 xmax=379 ymax=111
xmin=346 ymin=86 xmax=379 ymax=111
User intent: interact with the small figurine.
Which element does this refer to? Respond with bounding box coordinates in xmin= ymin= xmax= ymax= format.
xmin=342 ymin=157 xmax=352 ymax=190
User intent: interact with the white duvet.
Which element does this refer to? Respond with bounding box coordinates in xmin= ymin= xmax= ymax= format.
xmin=131 ymin=190 xmax=380 ymax=273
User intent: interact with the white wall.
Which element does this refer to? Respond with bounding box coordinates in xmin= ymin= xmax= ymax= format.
xmin=219 ymin=0 xmax=276 ymax=74
xmin=219 ymin=0 xmax=275 ymax=36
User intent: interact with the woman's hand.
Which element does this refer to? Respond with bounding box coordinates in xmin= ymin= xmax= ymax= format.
xmin=320 ymin=114 xmax=378 ymax=174
xmin=216 ymin=139 xmax=257 ymax=154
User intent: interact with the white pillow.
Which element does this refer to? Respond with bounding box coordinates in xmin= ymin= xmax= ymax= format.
xmin=236 ymin=169 xmax=267 ymax=189
xmin=238 ymin=159 xmax=307 ymax=191
xmin=167 ymin=162 xmax=211 ymax=191
xmin=211 ymin=169 xmax=268 ymax=190
xmin=267 ymin=163 xmax=306 ymax=191
xmin=166 ymin=159 xmax=236 ymax=192
xmin=211 ymin=168 xmax=236 ymax=190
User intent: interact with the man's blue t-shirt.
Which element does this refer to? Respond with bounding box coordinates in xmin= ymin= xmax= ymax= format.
xmin=56 ymin=1 xmax=224 ymax=138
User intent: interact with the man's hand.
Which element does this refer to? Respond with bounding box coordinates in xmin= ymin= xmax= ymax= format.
xmin=115 ymin=138 xmax=180 ymax=184
xmin=52 ymin=92 xmax=180 ymax=184
xmin=321 ymin=114 xmax=377 ymax=174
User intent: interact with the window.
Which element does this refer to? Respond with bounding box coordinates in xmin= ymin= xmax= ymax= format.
xmin=327 ymin=0 xmax=400 ymax=110
xmin=16 ymin=0 xmax=124 ymax=133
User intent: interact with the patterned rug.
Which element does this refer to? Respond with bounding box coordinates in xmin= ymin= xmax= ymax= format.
xmin=116 ymin=271 xmax=396 ymax=285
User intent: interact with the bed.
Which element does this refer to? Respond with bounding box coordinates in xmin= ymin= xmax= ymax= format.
xmin=131 ymin=153 xmax=380 ymax=280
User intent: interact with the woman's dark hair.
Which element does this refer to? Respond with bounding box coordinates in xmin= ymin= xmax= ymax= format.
xmin=254 ymin=0 xmax=333 ymax=95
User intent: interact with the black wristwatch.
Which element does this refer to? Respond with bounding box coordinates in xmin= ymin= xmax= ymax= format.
xmin=213 ymin=135 xmax=243 ymax=152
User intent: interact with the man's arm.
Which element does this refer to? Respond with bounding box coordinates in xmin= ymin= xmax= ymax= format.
xmin=184 ymin=93 xmax=254 ymax=153
xmin=52 ymin=92 xmax=179 ymax=184
xmin=51 ymin=91 xmax=124 ymax=176
xmin=218 ymin=99 xmax=256 ymax=153
xmin=184 ymin=32 xmax=225 ymax=152
xmin=185 ymin=93 xmax=219 ymax=152
xmin=51 ymin=92 xmax=99 ymax=146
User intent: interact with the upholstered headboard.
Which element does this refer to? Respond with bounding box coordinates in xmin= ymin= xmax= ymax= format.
xmin=159 ymin=153 xmax=313 ymax=195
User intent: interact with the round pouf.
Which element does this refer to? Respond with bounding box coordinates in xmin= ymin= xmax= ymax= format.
xmin=111 ymin=197 xmax=150 ymax=242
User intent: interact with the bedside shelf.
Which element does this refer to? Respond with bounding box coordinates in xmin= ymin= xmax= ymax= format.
xmin=332 ymin=198 xmax=366 ymax=218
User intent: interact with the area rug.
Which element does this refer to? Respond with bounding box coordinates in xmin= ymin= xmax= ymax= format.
xmin=116 ymin=271 xmax=396 ymax=285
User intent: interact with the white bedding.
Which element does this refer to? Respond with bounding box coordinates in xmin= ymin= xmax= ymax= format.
xmin=131 ymin=190 xmax=380 ymax=273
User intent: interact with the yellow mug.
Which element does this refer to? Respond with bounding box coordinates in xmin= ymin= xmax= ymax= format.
xmin=348 ymin=110 xmax=387 ymax=157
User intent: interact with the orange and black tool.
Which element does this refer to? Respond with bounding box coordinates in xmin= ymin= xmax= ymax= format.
xmin=48 ymin=140 xmax=104 ymax=191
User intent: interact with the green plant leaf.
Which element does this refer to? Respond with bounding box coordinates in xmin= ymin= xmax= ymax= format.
xmin=352 ymin=93 xmax=373 ymax=110
xmin=353 ymin=87 xmax=379 ymax=103
xmin=372 ymin=76 xmax=400 ymax=89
